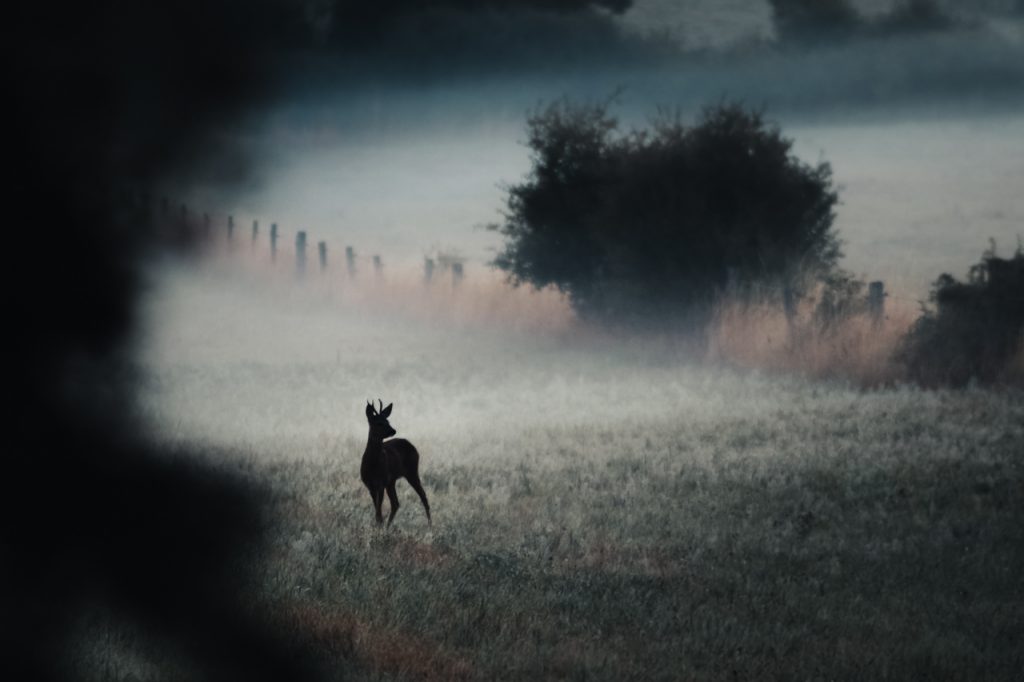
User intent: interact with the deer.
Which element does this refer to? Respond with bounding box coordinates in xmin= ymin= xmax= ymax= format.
xmin=360 ymin=399 xmax=431 ymax=527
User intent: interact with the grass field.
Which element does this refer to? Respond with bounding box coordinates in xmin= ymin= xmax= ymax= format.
xmin=79 ymin=260 xmax=1024 ymax=680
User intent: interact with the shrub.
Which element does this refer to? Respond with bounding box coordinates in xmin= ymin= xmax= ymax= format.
xmin=898 ymin=242 xmax=1024 ymax=386
xmin=813 ymin=269 xmax=867 ymax=331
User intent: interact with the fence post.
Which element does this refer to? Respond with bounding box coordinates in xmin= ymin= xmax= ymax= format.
xmin=252 ymin=220 xmax=259 ymax=246
xmin=452 ymin=262 xmax=464 ymax=287
xmin=270 ymin=223 xmax=278 ymax=262
xmin=868 ymin=281 xmax=885 ymax=325
xmin=346 ymin=246 xmax=356 ymax=278
xmin=424 ymin=257 xmax=435 ymax=284
xmin=372 ymin=255 xmax=383 ymax=277
xmin=318 ymin=241 xmax=327 ymax=271
xmin=296 ymin=231 xmax=307 ymax=275
xmin=227 ymin=215 xmax=234 ymax=243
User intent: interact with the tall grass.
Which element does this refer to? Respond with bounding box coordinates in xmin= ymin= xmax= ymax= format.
xmin=192 ymin=246 xmax=959 ymax=387
xmin=707 ymin=294 xmax=919 ymax=386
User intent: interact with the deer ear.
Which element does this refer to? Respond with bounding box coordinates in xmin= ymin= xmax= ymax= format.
xmin=365 ymin=402 xmax=376 ymax=418
xmin=381 ymin=403 xmax=393 ymax=418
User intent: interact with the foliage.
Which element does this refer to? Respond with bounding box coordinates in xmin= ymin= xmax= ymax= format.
xmin=813 ymin=268 xmax=867 ymax=330
xmin=898 ymin=242 xmax=1024 ymax=386
xmin=491 ymin=100 xmax=841 ymax=327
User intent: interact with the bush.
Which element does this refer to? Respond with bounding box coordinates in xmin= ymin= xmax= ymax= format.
xmin=491 ymin=100 xmax=841 ymax=328
xmin=898 ymin=243 xmax=1024 ymax=386
xmin=813 ymin=269 xmax=867 ymax=331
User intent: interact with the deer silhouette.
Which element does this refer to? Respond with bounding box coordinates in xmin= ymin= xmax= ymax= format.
xmin=361 ymin=400 xmax=431 ymax=527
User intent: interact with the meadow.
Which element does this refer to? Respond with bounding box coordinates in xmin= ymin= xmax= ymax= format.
xmin=77 ymin=257 xmax=1023 ymax=680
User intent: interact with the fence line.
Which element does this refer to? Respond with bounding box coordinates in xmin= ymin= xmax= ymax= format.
xmin=161 ymin=199 xmax=472 ymax=291
xmin=164 ymin=198 xmax=1015 ymax=330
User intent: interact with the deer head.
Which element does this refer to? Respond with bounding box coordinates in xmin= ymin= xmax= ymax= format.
xmin=365 ymin=399 xmax=396 ymax=439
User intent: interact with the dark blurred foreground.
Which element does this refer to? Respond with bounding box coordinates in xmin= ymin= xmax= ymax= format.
xmin=4 ymin=2 xmax=324 ymax=678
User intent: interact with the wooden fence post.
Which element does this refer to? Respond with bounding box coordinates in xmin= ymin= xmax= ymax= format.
xmin=424 ymin=257 xmax=435 ymax=284
xmin=318 ymin=241 xmax=327 ymax=271
xmin=252 ymin=220 xmax=259 ymax=246
xmin=868 ymin=281 xmax=885 ymax=325
xmin=452 ymin=262 xmax=464 ymax=287
xmin=346 ymin=246 xmax=356 ymax=278
xmin=227 ymin=215 xmax=234 ymax=243
xmin=296 ymin=231 xmax=307 ymax=275
xmin=270 ymin=223 xmax=278 ymax=262
xmin=372 ymin=255 xmax=383 ymax=277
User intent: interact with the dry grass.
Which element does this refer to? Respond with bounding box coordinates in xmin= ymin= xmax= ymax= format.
xmin=200 ymin=242 xmax=574 ymax=336
xmin=284 ymin=603 xmax=475 ymax=680
xmin=199 ymin=244 xmax=1013 ymax=388
xmin=707 ymin=296 xmax=920 ymax=386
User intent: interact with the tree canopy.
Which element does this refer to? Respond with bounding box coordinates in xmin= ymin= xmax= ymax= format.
xmin=899 ymin=244 xmax=1024 ymax=386
xmin=492 ymin=100 xmax=841 ymax=326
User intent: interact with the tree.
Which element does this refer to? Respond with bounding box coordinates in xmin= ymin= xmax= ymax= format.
xmin=491 ymin=100 xmax=841 ymax=327
xmin=898 ymin=243 xmax=1024 ymax=386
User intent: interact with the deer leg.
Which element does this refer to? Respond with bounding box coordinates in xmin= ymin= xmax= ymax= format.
xmin=372 ymin=487 xmax=384 ymax=525
xmin=406 ymin=471 xmax=431 ymax=526
xmin=385 ymin=484 xmax=400 ymax=527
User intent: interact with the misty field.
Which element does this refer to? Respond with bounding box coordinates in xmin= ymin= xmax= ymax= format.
xmin=82 ymin=260 xmax=1023 ymax=680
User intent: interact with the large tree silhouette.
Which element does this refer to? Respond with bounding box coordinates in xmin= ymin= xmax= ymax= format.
xmin=492 ymin=100 xmax=841 ymax=327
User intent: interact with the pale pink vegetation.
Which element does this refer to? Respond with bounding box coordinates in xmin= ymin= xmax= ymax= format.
xmin=199 ymin=238 xmax=976 ymax=386
xmin=707 ymin=294 xmax=919 ymax=386
xmin=203 ymin=239 xmax=575 ymax=335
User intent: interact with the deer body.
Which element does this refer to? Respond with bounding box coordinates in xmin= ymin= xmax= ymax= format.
xmin=361 ymin=401 xmax=431 ymax=527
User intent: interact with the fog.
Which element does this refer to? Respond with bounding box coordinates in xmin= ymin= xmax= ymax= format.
xmin=199 ymin=109 xmax=1023 ymax=299
xmin=141 ymin=1 xmax=1024 ymax=454
xmin=174 ymin=1 xmax=1024 ymax=302
xmin=135 ymin=258 xmax=871 ymax=461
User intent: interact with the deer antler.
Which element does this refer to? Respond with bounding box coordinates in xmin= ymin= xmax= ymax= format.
xmin=378 ymin=399 xmax=384 ymax=415
xmin=367 ymin=399 xmax=376 ymax=415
